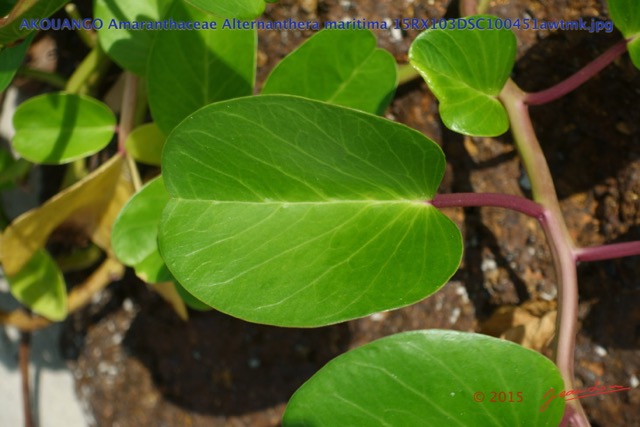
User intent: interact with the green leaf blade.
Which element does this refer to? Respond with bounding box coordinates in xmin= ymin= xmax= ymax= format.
xmin=262 ymin=29 xmax=397 ymax=114
xmin=283 ymin=330 xmax=565 ymax=426
xmin=7 ymin=249 xmax=67 ymax=321
xmin=95 ymin=0 xmax=172 ymax=75
xmin=159 ymin=95 xmax=462 ymax=327
xmin=112 ymin=176 xmax=169 ymax=283
xmin=12 ymin=93 xmax=116 ymax=164
xmin=147 ymin=1 xmax=256 ymax=134
xmin=0 ymin=33 xmax=34 ymax=92
xmin=608 ymin=0 xmax=640 ymax=68
xmin=409 ymin=16 xmax=516 ymax=137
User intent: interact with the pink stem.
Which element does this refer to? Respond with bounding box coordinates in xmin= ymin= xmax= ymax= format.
xmin=525 ymin=38 xmax=628 ymax=106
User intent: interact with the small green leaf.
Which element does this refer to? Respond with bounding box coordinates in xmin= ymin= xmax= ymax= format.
xmin=0 ymin=32 xmax=34 ymax=92
xmin=6 ymin=249 xmax=68 ymax=321
xmin=147 ymin=1 xmax=256 ymax=134
xmin=284 ymin=330 xmax=565 ymax=426
xmin=608 ymin=0 xmax=640 ymax=68
xmin=409 ymin=16 xmax=516 ymax=137
xmin=112 ymin=176 xmax=169 ymax=283
xmin=159 ymin=95 xmax=462 ymax=327
xmin=185 ymin=0 xmax=266 ymax=19
xmin=125 ymin=123 xmax=166 ymax=166
xmin=95 ymin=0 xmax=172 ymax=75
xmin=12 ymin=92 xmax=116 ymax=164
xmin=262 ymin=29 xmax=397 ymax=115
xmin=0 ymin=0 xmax=68 ymax=46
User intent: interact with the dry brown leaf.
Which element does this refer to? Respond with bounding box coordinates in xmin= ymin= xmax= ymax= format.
xmin=0 ymin=154 xmax=133 ymax=275
xmin=481 ymin=299 xmax=557 ymax=352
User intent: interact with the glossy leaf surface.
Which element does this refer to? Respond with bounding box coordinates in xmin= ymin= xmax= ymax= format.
xmin=609 ymin=0 xmax=640 ymax=68
xmin=12 ymin=93 xmax=116 ymax=164
xmin=95 ymin=0 xmax=172 ymax=75
xmin=0 ymin=32 xmax=34 ymax=92
xmin=6 ymin=249 xmax=67 ymax=321
xmin=159 ymin=95 xmax=462 ymax=327
xmin=284 ymin=330 xmax=565 ymax=426
xmin=262 ymin=29 xmax=396 ymax=114
xmin=147 ymin=1 xmax=256 ymax=134
xmin=409 ymin=16 xmax=516 ymax=137
xmin=185 ymin=0 xmax=265 ymax=19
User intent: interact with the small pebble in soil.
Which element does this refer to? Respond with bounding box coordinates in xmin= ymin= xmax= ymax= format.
xmin=248 ymin=357 xmax=261 ymax=369
xmin=593 ymin=345 xmax=608 ymax=357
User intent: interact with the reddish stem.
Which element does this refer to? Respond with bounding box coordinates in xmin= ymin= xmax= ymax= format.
xmin=575 ymin=241 xmax=640 ymax=262
xmin=525 ymin=38 xmax=628 ymax=106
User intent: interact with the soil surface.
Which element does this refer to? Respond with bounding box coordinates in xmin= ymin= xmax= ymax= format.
xmin=48 ymin=0 xmax=640 ymax=426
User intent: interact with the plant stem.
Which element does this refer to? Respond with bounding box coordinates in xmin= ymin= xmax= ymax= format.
xmin=432 ymin=193 xmax=545 ymax=219
xmin=524 ymin=38 xmax=628 ymax=105
xmin=500 ymin=78 xmax=591 ymax=425
xmin=575 ymin=241 xmax=640 ymax=262
xmin=65 ymin=3 xmax=96 ymax=48
xmin=64 ymin=43 xmax=111 ymax=95
xmin=17 ymin=67 xmax=66 ymax=89
xmin=119 ymin=72 xmax=142 ymax=191
xmin=20 ymin=332 xmax=33 ymax=427
xmin=397 ymin=63 xmax=420 ymax=85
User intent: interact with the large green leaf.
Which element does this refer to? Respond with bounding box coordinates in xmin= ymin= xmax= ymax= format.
xmin=608 ymin=0 xmax=640 ymax=68
xmin=262 ymin=29 xmax=396 ymax=115
xmin=409 ymin=16 xmax=516 ymax=137
xmin=12 ymin=92 xmax=116 ymax=164
xmin=158 ymin=95 xmax=462 ymax=327
xmin=147 ymin=1 xmax=256 ymax=134
xmin=95 ymin=0 xmax=172 ymax=75
xmin=0 ymin=32 xmax=34 ymax=92
xmin=0 ymin=0 xmax=68 ymax=46
xmin=6 ymin=249 xmax=67 ymax=321
xmin=185 ymin=0 xmax=266 ymax=19
xmin=284 ymin=330 xmax=565 ymax=426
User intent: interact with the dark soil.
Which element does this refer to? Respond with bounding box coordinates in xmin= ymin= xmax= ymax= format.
xmin=55 ymin=0 xmax=639 ymax=426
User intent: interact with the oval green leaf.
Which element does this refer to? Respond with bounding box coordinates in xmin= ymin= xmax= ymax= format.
xmin=262 ymin=29 xmax=397 ymax=115
xmin=6 ymin=249 xmax=68 ymax=321
xmin=608 ymin=0 xmax=640 ymax=68
xmin=95 ymin=0 xmax=172 ymax=75
xmin=0 ymin=32 xmax=34 ymax=92
xmin=159 ymin=95 xmax=462 ymax=327
xmin=147 ymin=1 xmax=256 ymax=134
xmin=125 ymin=122 xmax=166 ymax=166
xmin=409 ymin=16 xmax=516 ymax=137
xmin=112 ymin=176 xmax=170 ymax=283
xmin=284 ymin=330 xmax=565 ymax=426
xmin=185 ymin=0 xmax=266 ymax=19
xmin=12 ymin=92 xmax=116 ymax=164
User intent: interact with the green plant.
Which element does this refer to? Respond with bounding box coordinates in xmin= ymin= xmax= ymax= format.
xmin=0 ymin=0 xmax=638 ymax=426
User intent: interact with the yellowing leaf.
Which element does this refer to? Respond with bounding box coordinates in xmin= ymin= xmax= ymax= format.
xmin=0 ymin=155 xmax=133 ymax=275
